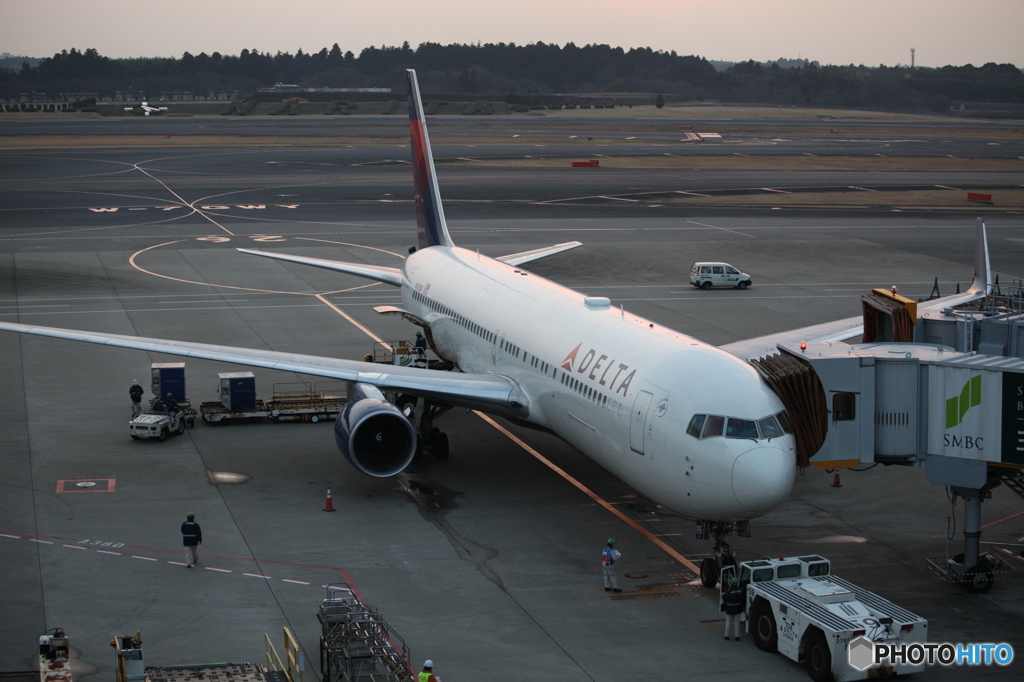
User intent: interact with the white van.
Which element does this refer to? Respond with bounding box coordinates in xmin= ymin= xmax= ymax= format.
xmin=689 ymin=262 xmax=752 ymax=290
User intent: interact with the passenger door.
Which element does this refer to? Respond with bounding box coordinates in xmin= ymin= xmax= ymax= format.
xmin=629 ymin=390 xmax=654 ymax=454
xmin=711 ymin=265 xmax=726 ymax=287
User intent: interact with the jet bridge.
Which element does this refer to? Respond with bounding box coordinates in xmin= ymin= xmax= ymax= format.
xmin=763 ymin=280 xmax=1024 ymax=593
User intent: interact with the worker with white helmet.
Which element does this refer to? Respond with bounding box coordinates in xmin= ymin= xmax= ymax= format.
xmin=418 ymin=659 xmax=439 ymax=682
xmin=129 ymin=379 xmax=144 ymax=418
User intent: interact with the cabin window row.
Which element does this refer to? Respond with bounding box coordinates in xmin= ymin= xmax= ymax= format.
xmin=559 ymin=369 xmax=619 ymax=411
xmin=411 ymin=288 xmax=553 ymax=375
xmin=685 ymin=412 xmax=791 ymax=441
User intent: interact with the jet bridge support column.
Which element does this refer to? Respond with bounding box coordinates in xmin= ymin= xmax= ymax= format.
xmin=953 ymin=486 xmax=982 ymax=569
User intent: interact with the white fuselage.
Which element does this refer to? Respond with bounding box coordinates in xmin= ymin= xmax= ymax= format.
xmin=401 ymin=246 xmax=796 ymax=520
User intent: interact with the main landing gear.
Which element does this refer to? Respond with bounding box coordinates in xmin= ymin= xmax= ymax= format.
xmin=397 ymin=394 xmax=452 ymax=462
xmin=698 ymin=520 xmax=749 ymax=588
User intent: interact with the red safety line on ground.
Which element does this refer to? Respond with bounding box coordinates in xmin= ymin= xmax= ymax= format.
xmin=981 ymin=510 xmax=1024 ymax=529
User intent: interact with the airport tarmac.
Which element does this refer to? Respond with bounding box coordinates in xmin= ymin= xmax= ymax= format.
xmin=1 ymin=120 xmax=1024 ymax=681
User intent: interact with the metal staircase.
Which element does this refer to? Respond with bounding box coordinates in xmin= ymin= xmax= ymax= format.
xmin=318 ymin=583 xmax=412 ymax=682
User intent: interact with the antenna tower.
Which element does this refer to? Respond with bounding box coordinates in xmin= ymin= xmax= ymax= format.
xmin=910 ymin=48 xmax=915 ymax=68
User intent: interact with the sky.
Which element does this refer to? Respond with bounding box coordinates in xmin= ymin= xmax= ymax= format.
xmin=1 ymin=0 xmax=1021 ymax=68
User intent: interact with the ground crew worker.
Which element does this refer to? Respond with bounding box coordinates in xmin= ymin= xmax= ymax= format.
xmin=418 ymin=659 xmax=439 ymax=682
xmin=602 ymin=538 xmax=622 ymax=593
xmin=129 ymin=380 xmax=144 ymax=418
xmin=414 ymin=331 xmax=427 ymax=367
xmin=722 ymin=576 xmax=745 ymax=641
xmin=181 ymin=512 xmax=202 ymax=568
xmin=164 ymin=393 xmax=178 ymax=416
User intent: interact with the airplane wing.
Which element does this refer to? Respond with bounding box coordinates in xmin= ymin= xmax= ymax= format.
xmin=0 ymin=321 xmax=527 ymax=419
xmin=497 ymin=241 xmax=583 ymax=267
xmin=236 ymin=248 xmax=403 ymax=286
xmin=721 ymin=218 xmax=994 ymax=360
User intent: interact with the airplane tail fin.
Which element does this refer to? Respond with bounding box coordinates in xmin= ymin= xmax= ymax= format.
xmin=407 ymin=69 xmax=454 ymax=250
xmin=966 ymin=217 xmax=993 ymax=296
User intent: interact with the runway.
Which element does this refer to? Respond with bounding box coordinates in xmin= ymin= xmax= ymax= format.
xmin=1 ymin=116 xmax=1023 ymax=681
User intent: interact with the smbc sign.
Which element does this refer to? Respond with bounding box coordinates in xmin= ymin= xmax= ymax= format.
xmin=926 ymin=367 xmax=1024 ymax=465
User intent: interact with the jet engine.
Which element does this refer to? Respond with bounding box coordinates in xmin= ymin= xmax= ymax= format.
xmin=334 ymin=394 xmax=417 ymax=477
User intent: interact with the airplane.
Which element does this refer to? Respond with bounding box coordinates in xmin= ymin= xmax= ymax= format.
xmin=0 ymin=70 xmax=994 ymax=588
xmin=124 ymin=101 xmax=169 ymax=116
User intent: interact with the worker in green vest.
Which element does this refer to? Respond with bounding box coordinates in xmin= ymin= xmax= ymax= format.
xmin=418 ymin=659 xmax=439 ymax=682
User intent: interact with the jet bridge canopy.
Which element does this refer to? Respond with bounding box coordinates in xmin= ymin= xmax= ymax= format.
xmin=749 ymin=351 xmax=828 ymax=468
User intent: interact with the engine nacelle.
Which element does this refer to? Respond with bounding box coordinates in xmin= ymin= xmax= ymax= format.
xmin=334 ymin=397 xmax=417 ymax=477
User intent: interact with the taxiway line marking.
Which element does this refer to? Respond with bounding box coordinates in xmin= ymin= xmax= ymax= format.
xmin=0 ymin=533 xmax=21 ymax=539
xmin=63 ymin=544 xmax=88 ymax=550
xmin=30 ymin=539 xmax=53 ymax=544
xmin=132 ymin=555 xmax=157 ymax=561
xmin=282 ymin=579 xmax=310 ymax=585
xmin=244 ymin=572 xmax=273 ymax=579
xmin=685 ymin=220 xmax=755 ymax=238
xmin=474 ymin=411 xmax=701 ymax=576
xmin=314 ymin=294 xmax=390 ymax=349
xmin=96 ymin=550 xmax=122 ymax=555
xmin=205 ymin=567 xmax=232 ymax=573
xmin=129 ymin=242 xmax=386 ymax=298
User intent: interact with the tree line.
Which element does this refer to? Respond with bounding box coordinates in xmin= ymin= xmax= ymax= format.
xmin=1 ymin=42 xmax=1021 ymax=112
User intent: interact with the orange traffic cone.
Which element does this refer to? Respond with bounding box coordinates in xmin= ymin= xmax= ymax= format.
xmin=831 ymin=473 xmax=842 ymax=488
xmin=324 ymin=487 xmax=336 ymax=512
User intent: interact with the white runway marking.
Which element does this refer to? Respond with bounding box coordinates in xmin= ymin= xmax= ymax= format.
xmin=30 ymin=539 xmax=53 ymax=544
xmin=205 ymin=567 xmax=232 ymax=573
xmin=282 ymin=579 xmax=310 ymax=585
xmin=0 ymin=533 xmax=22 ymax=539
xmin=132 ymin=555 xmax=157 ymax=561
xmin=244 ymin=572 xmax=273 ymax=579
xmin=63 ymin=544 xmax=88 ymax=550
xmin=96 ymin=550 xmax=122 ymax=555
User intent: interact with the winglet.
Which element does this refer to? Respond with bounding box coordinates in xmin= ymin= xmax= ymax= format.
xmin=407 ymin=69 xmax=453 ymax=250
xmin=967 ymin=217 xmax=993 ymax=296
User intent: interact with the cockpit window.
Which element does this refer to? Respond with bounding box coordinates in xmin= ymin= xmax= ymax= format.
xmin=686 ymin=414 xmax=706 ymax=438
xmin=726 ymin=418 xmax=758 ymax=439
xmin=702 ymin=415 xmax=725 ymax=438
xmin=689 ymin=413 xmax=791 ymax=441
xmin=758 ymin=415 xmax=784 ymax=439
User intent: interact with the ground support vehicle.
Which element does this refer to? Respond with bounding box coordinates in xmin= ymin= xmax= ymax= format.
xmin=690 ymin=262 xmax=752 ymax=289
xmin=722 ymin=555 xmax=927 ymax=682
xmin=200 ymin=382 xmax=347 ymax=424
xmin=129 ymin=402 xmax=194 ymax=441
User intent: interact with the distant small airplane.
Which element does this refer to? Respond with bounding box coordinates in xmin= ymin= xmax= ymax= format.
xmin=124 ymin=102 xmax=168 ymax=116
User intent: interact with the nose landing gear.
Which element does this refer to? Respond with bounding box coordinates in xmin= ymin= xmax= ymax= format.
xmin=697 ymin=520 xmax=749 ymax=588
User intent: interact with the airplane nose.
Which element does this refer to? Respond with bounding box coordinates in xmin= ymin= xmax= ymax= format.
xmin=731 ymin=446 xmax=795 ymax=514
